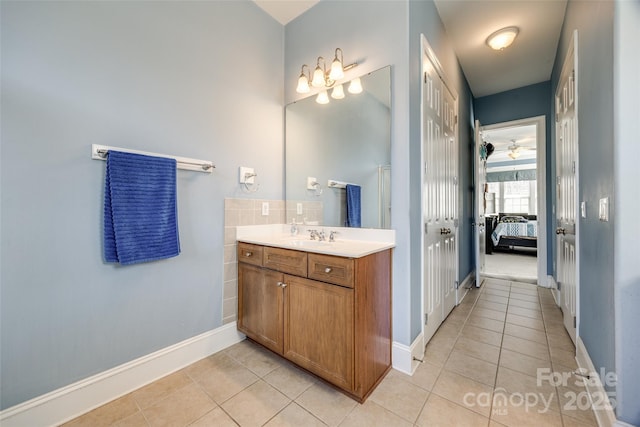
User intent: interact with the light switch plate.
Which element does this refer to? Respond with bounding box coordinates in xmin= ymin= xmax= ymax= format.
xmin=599 ymin=197 xmax=609 ymax=222
xmin=581 ymin=201 xmax=587 ymax=218
xmin=296 ymin=203 xmax=303 ymax=215
xmin=261 ymin=202 xmax=269 ymax=216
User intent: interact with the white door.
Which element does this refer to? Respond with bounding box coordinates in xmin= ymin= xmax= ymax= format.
xmin=422 ymin=35 xmax=459 ymax=344
xmin=474 ymin=120 xmax=487 ymax=287
xmin=555 ymin=32 xmax=578 ymax=344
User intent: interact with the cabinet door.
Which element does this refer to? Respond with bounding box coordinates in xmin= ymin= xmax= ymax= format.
xmin=238 ymin=263 xmax=284 ymax=354
xmin=283 ymin=275 xmax=354 ymax=391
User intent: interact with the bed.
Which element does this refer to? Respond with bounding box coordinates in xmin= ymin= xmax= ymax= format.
xmin=488 ymin=213 xmax=537 ymax=252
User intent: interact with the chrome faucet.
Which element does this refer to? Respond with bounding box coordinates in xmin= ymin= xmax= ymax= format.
xmin=318 ymin=230 xmax=326 ymax=241
xmin=290 ymin=220 xmax=298 ymax=236
xmin=329 ymin=231 xmax=339 ymax=242
xmin=309 ymin=229 xmax=319 ymax=240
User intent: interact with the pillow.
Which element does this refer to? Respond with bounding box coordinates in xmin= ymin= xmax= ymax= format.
xmin=501 ymin=215 xmax=527 ymax=223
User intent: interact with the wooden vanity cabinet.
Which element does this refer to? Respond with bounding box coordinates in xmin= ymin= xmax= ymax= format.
xmin=237 ymin=241 xmax=392 ymax=402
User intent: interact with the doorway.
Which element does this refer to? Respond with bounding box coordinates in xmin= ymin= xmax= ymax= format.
xmin=478 ymin=116 xmax=547 ymax=285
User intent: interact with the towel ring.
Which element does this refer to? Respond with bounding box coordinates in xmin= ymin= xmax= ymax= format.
xmin=242 ymin=172 xmax=260 ymax=193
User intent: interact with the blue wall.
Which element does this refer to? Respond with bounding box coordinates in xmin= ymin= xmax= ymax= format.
xmin=473 ymin=81 xmax=553 ymax=275
xmin=0 ymin=1 xmax=283 ymax=409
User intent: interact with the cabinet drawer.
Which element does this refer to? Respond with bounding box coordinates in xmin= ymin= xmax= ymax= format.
xmin=308 ymin=253 xmax=354 ymax=288
xmin=238 ymin=242 xmax=264 ymax=267
xmin=263 ymin=247 xmax=307 ymax=276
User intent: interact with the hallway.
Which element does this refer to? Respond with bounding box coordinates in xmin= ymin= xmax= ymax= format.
xmin=63 ymin=279 xmax=596 ymax=427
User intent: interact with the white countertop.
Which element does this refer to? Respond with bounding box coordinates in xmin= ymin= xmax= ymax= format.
xmin=236 ymin=224 xmax=395 ymax=258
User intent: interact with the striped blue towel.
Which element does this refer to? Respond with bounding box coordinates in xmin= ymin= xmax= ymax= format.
xmin=104 ymin=151 xmax=180 ymax=265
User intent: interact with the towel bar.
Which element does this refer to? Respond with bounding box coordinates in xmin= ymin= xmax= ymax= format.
xmin=92 ymin=144 xmax=215 ymax=173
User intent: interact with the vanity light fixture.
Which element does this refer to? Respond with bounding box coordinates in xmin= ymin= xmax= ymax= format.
xmin=486 ymin=26 xmax=519 ymax=51
xmin=296 ymin=48 xmax=358 ymax=94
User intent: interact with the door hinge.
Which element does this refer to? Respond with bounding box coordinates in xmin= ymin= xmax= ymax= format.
xmin=455 ymin=115 xmax=458 ymax=125
xmin=455 ymin=281 xmax=459 ymax=289
xmin=572 ymin=161 xmax=576 ymax=174
xmin=424 ymin=223 xmax=428 ymax=234
xmin=425 ymin=313 xmax=429 ymax=325
xmin=555 ymin=113 xmax=559 ymax=123
xmin=424 ymin=72 xmax=427 ymax=84
xmin=573 ymin=316 xmax=577 ymax=328
xmin=557 ymin=281 xmax=561 ymax=291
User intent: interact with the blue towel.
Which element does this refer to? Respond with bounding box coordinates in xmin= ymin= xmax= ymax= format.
xmin=104 ymin=151 xmax=180 ymax=265
xmin=346 ymin=184 xmax=361 ymax=228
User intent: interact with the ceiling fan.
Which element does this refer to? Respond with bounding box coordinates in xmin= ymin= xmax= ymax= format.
xmin=507 ymin=139 xmax=535 ymax=160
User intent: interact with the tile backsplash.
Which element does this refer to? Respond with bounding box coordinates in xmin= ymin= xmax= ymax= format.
xmin=222 ymin=198 xmax=285 ymax=324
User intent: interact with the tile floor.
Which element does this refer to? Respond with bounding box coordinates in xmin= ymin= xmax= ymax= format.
xmin=63 ymin=279 xmax=597 ymax=427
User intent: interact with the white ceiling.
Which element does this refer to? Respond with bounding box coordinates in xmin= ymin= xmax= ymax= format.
xmin=433 ymin=0 xmax=567 ymax=97
xmin=484 ymin=124 xmax=537 ymax=169
xmin=255 ymin=0 xmax=568 ymax=97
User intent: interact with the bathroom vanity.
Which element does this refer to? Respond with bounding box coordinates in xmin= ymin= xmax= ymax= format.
xmin=236 ymin=226 xmax=394 ymax=402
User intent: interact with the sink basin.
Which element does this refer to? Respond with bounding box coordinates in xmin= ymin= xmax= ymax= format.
xmin=283 ymin=239 xmax=333 ymax=248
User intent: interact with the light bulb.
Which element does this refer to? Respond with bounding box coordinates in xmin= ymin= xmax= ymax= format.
xmin=331 ymin=84 xmax=345 ymax=99
xmin=348 ymin=77 xmax=363 ymax=94
xmin=329 ymin=58 xmax=344 ymax=80
xmin=316 ymin=90 xmax=330 ymax=104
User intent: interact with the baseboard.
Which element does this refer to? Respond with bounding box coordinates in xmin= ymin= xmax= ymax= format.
xmin=0 ymin=322 xmax=245 ymax=427
xmin=392 ymin=332 xmax=424 ymax=376
xmin=576 ymin=336 xmax=618 ymax=427
xmin=457 ymin=271 xmax=475 ymax=303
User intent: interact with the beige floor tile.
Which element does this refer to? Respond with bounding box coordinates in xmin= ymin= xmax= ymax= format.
xmin=480 ymin=294 xmax=510 ymax=305
xmin=556 ymin=386 xmax=598 ymax=426
xmin=143 ymin=383 xmax=216 ymax=427
xmin=562 ymin=412 xmax=598 ymax=427
xmin=392 ymin=360 xmax=441 ymax=391
xmin=264 ymin=402 xmax=326 ymax=427
xmin=369 ymin=372 xmax=429 ymax=423
xmin=472 ymin=307 xmax=507 ymax=321
xmin=546 ymin=332 xmax=575 ymax=352
xmin=503 ymin=323 xmax=547 ymax=345
xmin=340 ymin=399 xmax=413 ymax=427
xmin=507 ymin=293 xmax=539 ymax=303
xmin=226 ymin=341 xmax=285 ymax=377
xmin=484 ymin=288 xmax=510 ymax=298
xmin=263 ymin=362 xmax=316 ymax=399
xmin=495 ymin=367 xmax=558 ymax=412
xmin=475 ymin=300 xmax=508 ymax=313
xmin=436 ymin=321 xmax=464 ymax=339
xmin=461 ymin=324 xmax=503 ymax=347
xmin=190 ymin=407 xmax=237 ymax=427
xmin=490 ymin=399 xmax=563 ymax=427
xmin=485 ymin=277 xmax=512 ymax=286
xmin=549 ymin=346 xmax=577 ymax=369
xmin=221 ymin=380 xmax=290 ymax=427
xmin=499 ymin=348 xmax=551 ymax=378
xmin=416 ymin=393 xmax=490 ymax=427
xmin=196 ymin=356 xmax=260 ymax=403
xmin=62 ymin=394 xmax=140 ymax=427
xmin=505 ymin=313 xmax=545 ymax=331
xmin=545 ymin=320 xmax=569 ymax=336
xmin=184 ymin=351 xmax=238 ymax=381
xmin=112 ymin=411 xmax=149 ymax=427
xmin=509 ymin=287 xmax=538 ymax=297
xmin=507 ymin=299 xmax=540 ymax=311
xmin=467 ymin=314 xmax=505 ymax=333
xmin=507 ymin=306 xmax=542 ymax=320
xmin=132 ymin=370 xmax=193 ymax=409
xmin=454 ymin=336 xmax=501 ymax=364
xmin=432 ymin=370 xmax=494 ymax=417
xmin=501 ymin=335 xmax=550 ymax=361
xmin=445 ymin=350 xmax=498 ymax=386
xmin=424 ymin=339 xmax=454 ymax=367
xmin=484 ymin=282 xmax=511 ymax=290
xmin=296 ymin=382 xmax=357 ymax=426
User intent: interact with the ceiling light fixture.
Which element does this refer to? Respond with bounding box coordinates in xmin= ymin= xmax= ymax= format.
xmin=296 ymin=48 xmax=358 ymax=94
xmin=508 ymin=150 xmax=521 ymax=160
xmin=486 ymin=26 xmax=519 ymax=51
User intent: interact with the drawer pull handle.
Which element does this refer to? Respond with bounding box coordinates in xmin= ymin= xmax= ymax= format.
xmin=245 ymin=252 xmax=252 ymax=257
xmin=276 ymin=281 xmax=287 ymax=288
xmin=325 ymin=267 xmax=332 ymax=273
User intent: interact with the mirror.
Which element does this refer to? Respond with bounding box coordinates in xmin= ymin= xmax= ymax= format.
xmin=285 ymin=66 xmax=391 ymax=229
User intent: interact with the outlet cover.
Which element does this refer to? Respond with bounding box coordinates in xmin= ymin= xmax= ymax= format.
xmin=296 ymin=203 xmax=303 ymax=215
xmin=261 ymin=202 xmax=269 ymax=216
xmin=239 ymin=167 xmax=255 ymax=184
